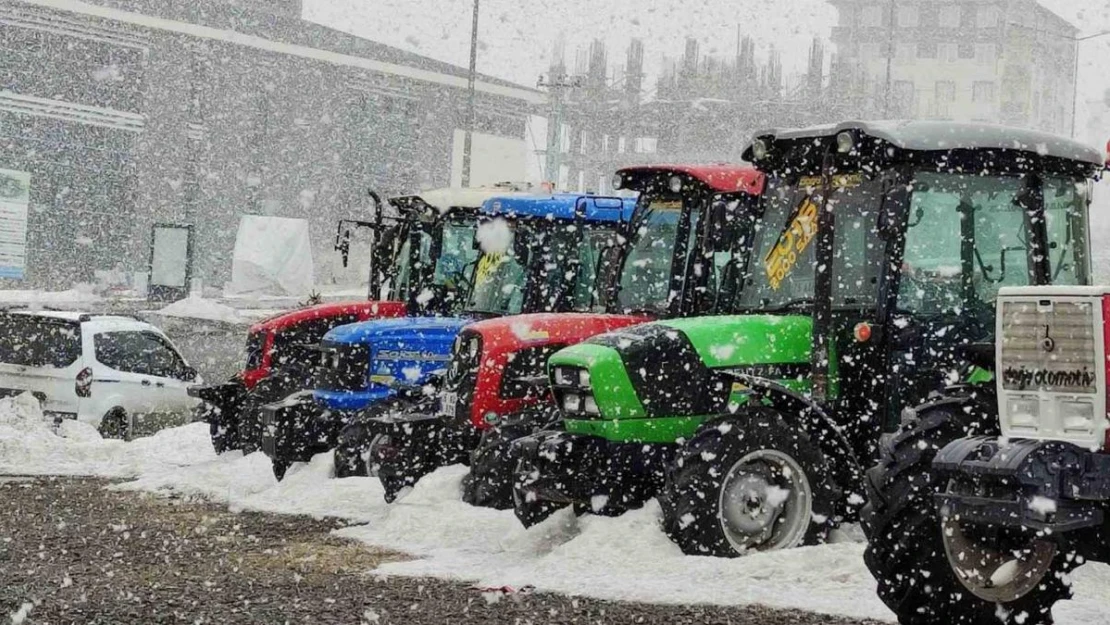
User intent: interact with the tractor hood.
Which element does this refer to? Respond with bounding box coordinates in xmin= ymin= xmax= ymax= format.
xmin=466 ymin=312 xmax=651 ymax=353
xmin=323 ymin=316 xmax=471 ymax=345
xmin=549 ymin=314 xmax=814 ymax=425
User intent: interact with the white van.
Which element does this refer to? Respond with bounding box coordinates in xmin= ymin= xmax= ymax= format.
xmin=0 ymin=311 xmax=202 ymax=438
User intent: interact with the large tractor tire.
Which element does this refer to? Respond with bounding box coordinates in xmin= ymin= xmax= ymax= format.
xmin=333 ymin=396 xmax=424 ymax=479
xmin=463 ymin=406 xmax=560 ymax=510
xmin=238 ymin=367 xmax=313 ymax=454
xmin=862 ymin=391 xmax=1073 ymax=625
xmin=660 ymin=406 xmax=839 ymax=557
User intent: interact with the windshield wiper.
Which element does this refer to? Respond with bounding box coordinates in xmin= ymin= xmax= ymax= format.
xmin=763 ymin=297 xmax=815 ymax=312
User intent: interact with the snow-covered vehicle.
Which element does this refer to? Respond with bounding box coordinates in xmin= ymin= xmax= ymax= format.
xmin=191 ymin=186 xmax=524 ymax=454
xmin=0 ymin=310 xmax=201 ymax=439
xmin=263 ymin=193 xmax=637 ymax=482
xmin=512 ymin=121 xmax=1103 ymax=557
xmin=863 ymin=198 xmax=1109 ymax=621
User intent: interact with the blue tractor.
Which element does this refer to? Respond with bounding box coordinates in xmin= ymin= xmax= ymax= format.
xmin=260 ymin=193 xmax=637 ymax=480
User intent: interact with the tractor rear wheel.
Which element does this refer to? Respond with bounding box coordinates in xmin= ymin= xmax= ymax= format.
xmin=660 ymin=406 xmax=839 ymax=557
xmin=861 ymin=395 xmax=1072 ymax=625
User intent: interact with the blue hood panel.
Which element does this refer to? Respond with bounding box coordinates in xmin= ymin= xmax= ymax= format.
xmin=314 ymin=316 xmax=469 ymax=411
xmin=324 ymin=316 xmax=471 ymax=344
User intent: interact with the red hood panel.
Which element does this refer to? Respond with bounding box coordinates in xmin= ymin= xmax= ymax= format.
xmin=467 ymin=313 xmax=651 ymax=351
xmin=248 ymin=300 xmax=406 ymax=334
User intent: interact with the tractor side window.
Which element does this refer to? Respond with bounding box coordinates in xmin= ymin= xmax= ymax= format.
xmin=1043 ymin=177 xmax=1090 ymax=286
xmin=739 ymin=174 xmax=883 ymax=309
xmin=468 ymin=219 xmax=526 ymax=315
xmin=433 ymin=222 xmax=480 ymax=289
xmin=617 ymin=202 xmax=682 ymax=313
xmin=900 ymin=179 xmax=964 ymax=315
xmin=569 ymin=226 xmax=617 ymax=312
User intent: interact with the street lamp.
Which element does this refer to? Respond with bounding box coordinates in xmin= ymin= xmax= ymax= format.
xmin=461 ymin=0 xmax=480 ymax=188
xmin=1071 ymin=30 xmax=1110 ymax=137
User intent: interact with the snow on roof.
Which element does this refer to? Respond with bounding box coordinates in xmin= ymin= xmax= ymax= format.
xmin=396 ymin=184 xmax=541 ymax=213
xmin=616 ymin=164 xmax=765 ymax=194
xmin=750 ymin=120 xmax=1105 ymax=166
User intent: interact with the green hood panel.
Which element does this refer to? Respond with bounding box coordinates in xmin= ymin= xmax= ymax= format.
xmin=549 ymin=343 xmax=646 ymax=418
xmin=655 ymin=314 xmax=813 ymax=367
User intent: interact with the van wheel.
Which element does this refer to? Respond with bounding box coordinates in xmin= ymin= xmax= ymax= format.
xmin=98 ymin=408 xmax=129 ymax=440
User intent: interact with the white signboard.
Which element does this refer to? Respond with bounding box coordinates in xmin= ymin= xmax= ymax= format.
xmin=150 ymin=225 xmax=191 ymax=288
xmin=0 ymin=169 xmax=29 ymax=280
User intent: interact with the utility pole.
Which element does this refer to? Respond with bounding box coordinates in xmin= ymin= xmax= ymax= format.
xmin=1070 ymin=30 xmax=1110 ymax=138
xmin=537 ymin=72 xmax=583 ymax=187
xmin=882 ymin=0 xmax=896 ymax=117
xmin=461 ymin=0 xmax=479 ymax=188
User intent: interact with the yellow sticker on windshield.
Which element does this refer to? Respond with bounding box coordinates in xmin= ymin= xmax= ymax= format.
xmin=798 ymin=173 xmax=863 ymax=190
xmin=475 ymin=254 xmax=505 ymax=284
xmin=763 ymin=197 xmax=820 ymax=291
xmin=649 ymin=200 xmax=682 ymax=211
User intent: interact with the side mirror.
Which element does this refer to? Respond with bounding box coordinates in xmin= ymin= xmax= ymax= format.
xmin=337 ymin=229 xmax=352 ymax=267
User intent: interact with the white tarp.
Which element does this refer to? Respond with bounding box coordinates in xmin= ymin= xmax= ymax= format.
xmin=227 ymin=215 xmax=314 ymax=296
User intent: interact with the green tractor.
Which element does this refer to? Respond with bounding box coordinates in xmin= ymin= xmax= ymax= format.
xmin=512 ymin=121 xmax=1102 ymax=558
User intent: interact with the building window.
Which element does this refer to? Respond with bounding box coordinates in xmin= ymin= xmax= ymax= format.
xmin=861 ymin=4 xmax=884 ymax=27
xmin=897 ymin=5 xmax=919 ymax=27
xmin=917 ymin=42 xmax=938 ymax=59
xmin=958 ymin=42 xmax=975 ymax=59
xmin=894 ymin=80 xmax=916 ymax=115
xmin=860 ymin=42 xmax=883 ymax=60
xmin=939 ymin=5 xmax=961 ymax=28
xmin=976 ymin=6 xmax=998 ymax=28
xmin=975 ymin=43 xmax=997 ymax=66
xmin=936 ymin=81 xmax=956 ymax=103
xmin=940 ymin=43 xmax=959 ymax=63
xmin=973 ymin=81 xmax=996 ymax=103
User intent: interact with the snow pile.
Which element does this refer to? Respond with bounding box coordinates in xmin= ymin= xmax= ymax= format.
xmin=155 ymin=295 xmax=246 ymax=324
xmin=0 ymin=394 xmax=215 ymax=477
xmin=5 ymin=415 xmax=1110 ymax=624
xmin=0 ymin=286 xmax=102 ymax=308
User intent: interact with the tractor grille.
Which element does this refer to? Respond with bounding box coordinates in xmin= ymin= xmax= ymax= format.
xmin=441 ymin=331 xmax=481 ymax=427
xmin=314 ymin=342 xmax=370 ymax=392
xmin=999 ymin=299 xmax=1098 ymax=394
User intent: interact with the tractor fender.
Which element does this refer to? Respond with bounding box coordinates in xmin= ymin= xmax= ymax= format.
xmin=707 ymin=373 xmax=866 ymax=515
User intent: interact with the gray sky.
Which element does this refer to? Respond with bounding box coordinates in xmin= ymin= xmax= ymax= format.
xmin=304 ymin=0 xmax=1110 ymax=146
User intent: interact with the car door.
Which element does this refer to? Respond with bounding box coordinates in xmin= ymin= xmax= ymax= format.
xmin=93 ymin=330 xmax=162 ymax=416
xmin=139 ymin=331 xmax=197 ymax=416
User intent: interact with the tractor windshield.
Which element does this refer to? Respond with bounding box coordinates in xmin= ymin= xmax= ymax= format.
xmin=465 ymin=218 xmax=616 ymax=316
xmin=390 ymin=217 xmax=480 ymax=310
xmin=615 ymin=199 xmax=694 ymax=313
xmin=898 ymin=172 xmax=1089 ymax=315
xmin=738 ymin=173 xmax=885 ymax=310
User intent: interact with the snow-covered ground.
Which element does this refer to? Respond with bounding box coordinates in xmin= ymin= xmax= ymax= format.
xmin=3 ymin=396 xmax=1109 ymax=623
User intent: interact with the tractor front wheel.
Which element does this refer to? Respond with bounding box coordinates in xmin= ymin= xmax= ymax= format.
xmin=660 ymin=406 xmax=838 ymax=557
xmin=862 ymin=399 xmax=1071 ymax=625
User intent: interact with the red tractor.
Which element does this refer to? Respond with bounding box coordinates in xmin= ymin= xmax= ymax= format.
xmin=191 ymin=186 xmax=529 ymax=453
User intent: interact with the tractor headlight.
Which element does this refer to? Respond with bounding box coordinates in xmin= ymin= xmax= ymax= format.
xmin=668 ymin=175 xmax=683 ymax=193
xmin=563 ymin=393 xmax=582 ymax=413
xmin=611 ymin=173 xmax=623 ymax=190
xmin=578 ymin=369 xmax=591 ymax=387
xmin=583 ymin=395 xmax=600 ymax=415
xmin=751 ymin=138 xmax=769 ymax=161
xmin=836 ymin=131 xmax=856 ymax=154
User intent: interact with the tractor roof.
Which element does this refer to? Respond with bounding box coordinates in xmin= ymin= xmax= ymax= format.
xmin=391 ymin=183 xmax=541 ymax=215
xmin=481 ymin=194 xmax=637 ymax=223
xmin=744 ymin=120 xmax=1105 ymax=166
xmin=615 ymin=164 xmax=765 ymax=194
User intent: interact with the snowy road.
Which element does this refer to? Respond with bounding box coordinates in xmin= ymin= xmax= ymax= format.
xmin=1 ymin=477 xmax=882 ymax=625
xmin=3 ymin=397 xmax=1110 ymax=624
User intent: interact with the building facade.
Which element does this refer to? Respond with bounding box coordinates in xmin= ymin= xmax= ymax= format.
xmin=0 ymin=0 xmax=539 ymax=290
xmin=830 ymin=0 xmax=1077 ymax=134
